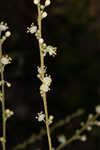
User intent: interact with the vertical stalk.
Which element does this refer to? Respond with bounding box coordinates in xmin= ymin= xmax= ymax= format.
xmin=0 ymin=41 xmax=6 ymax=150
xmin=37 ymin=4 xmax=52 ymax=150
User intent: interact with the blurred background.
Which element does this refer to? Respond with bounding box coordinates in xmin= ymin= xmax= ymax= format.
xmin=1 ymin=0 xmax=100 ymax=150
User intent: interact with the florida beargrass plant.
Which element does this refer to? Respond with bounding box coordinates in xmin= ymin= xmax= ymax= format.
xmin=1 ymin=1 xmax=100 ymax=150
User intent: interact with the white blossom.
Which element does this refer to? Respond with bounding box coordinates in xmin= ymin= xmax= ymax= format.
xmin=40 ymin=75 xmax=52 ymax=94
xmin=36 ymin=112 xmax=45 ymax=122
xmin=47 ymin=46 xmax=57 ymax=56
xmin=0 ymin=22 xmax=8 ymax=32
xmin=1 ymin=56 xmax=12 ymax=65
xmin=27 ymin=23 xmax=37 ymax=34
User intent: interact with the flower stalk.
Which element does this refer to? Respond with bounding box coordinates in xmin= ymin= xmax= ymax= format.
xmin=27 ymin=1 xmax=57 ymax=149
xmin=37 ymin=3 xmax=52 ymax=150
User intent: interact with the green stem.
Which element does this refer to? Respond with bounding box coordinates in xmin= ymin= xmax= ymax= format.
xmin=37 ymin=4 xmax=52 ymax=150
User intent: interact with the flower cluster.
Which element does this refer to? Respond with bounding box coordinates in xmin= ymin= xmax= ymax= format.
xmin=37 ymin=66 xmax=52 ymax=95
xmin=41 ymin=44 xmax=57 ymax=57
xmin=40 ymin=75 xmax=52 ymax=95
xmin=27 ymin=0 xmax=57 ymax=58
xmin=0 ymin=22 xmax=11 ymax=43
xmin=27 ymin=24 xmax=57 ymax=57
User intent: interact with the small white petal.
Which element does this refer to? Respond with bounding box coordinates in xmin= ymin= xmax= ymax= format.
xmin=38 ymin=114 xmax=45 ymax=121
xmin=29 ymin=26 xmax=37 ymax=34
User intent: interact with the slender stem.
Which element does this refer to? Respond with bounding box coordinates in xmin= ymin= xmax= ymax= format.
xmin=43 ymin=93 xmax=52 ymax=150
xmin=37 ymin=4 xmax=52 ymax=150
xmin=1 ymin=69 xmax=6 ymax=150
xmin=0 ymin=41 xmax=6 ymax=150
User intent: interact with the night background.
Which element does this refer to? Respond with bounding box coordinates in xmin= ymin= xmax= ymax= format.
xmin=0 ymin=0 xmax=100 ymax=150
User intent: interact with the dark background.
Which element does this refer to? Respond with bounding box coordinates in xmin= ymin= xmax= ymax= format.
xmin=1 ymin=0 xmax=100 ymax=150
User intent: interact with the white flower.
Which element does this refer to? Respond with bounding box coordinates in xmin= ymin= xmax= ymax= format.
xmin=95 ymin=105 xmax=100 ymax=114
xmin=47 ymin=46 xmax=57 ymax=56
xmin=39 ymin=38 xmax=44 ymax=44
xmin=0 ymin=22 xmax=8 ymax=32
xmin=33 ymin=0 xmax=40 ymax=5
xmin=36 ymin=112 xmax=45 ymax=122
xmin=45 ymin=0 xmax=51 ymax=6
xmin=27 ymin=23 xmax=37 ymax=34
xmin=1 ymin=56 xmax=12 ymax=65
xmin=5 ymin=31 xmax=11 ymax=37
xmin=58 ymin=135 xmax=66 ymax=143
xmin=42 ymin=12 xmax=48 ymax=19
